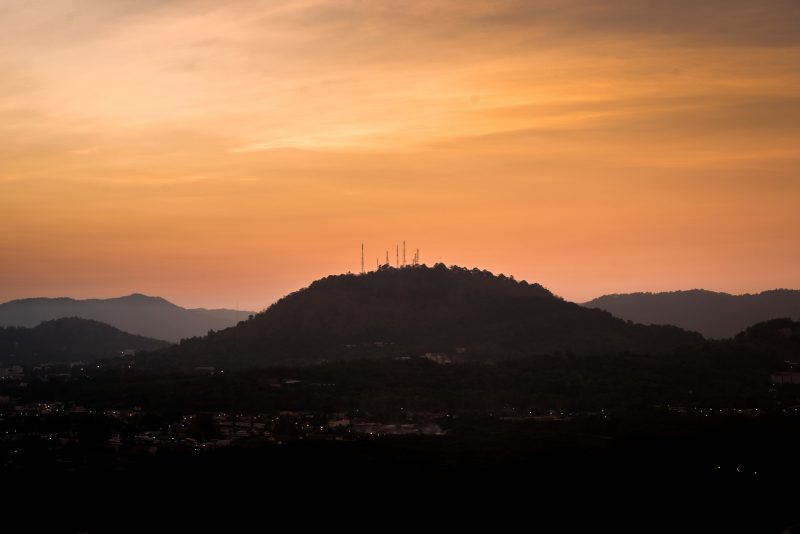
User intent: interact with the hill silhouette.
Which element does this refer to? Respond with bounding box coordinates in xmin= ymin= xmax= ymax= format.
xmin=730 ymin=317 xmax=800 ymax=356
xmin=584 ymin=289 xmax=800 ymax=339
xmin=0 ymin=317 xmax=170 ymax=364
xmin=0 ymin=294 xmax=255 ymax=343
xmin=153 ymin=264 xmax=703 ymax=367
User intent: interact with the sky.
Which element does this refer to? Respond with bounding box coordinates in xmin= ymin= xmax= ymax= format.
xmin=1 ymin=0 xmax=798 ymax=310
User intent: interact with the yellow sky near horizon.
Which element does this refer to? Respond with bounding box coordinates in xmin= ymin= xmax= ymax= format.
xmin=1 ymin=0 xmax=799 ymax=309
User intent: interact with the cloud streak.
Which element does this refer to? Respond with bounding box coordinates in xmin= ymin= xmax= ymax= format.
xmin=0 ymin=0 xmax=798 ymax=307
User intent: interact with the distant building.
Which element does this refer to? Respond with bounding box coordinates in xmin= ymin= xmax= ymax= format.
xmin=419 ymin=423 xmax=445 ymax=435
xmin=771 ymin=372 xmax=800 ymax=385
xmin=327 ymin=418 xmax=351 ymax=428
xmin=0 ymin=365 xmax=24 ymax=380
xmin=421 ymin=352 xmax=452 ymax=365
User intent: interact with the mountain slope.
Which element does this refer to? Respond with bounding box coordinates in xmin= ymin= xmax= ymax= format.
xmin=584 ymin=289 xmax=800 ymax=339
xmin=153 ymin=264 xmax=703 ymax=367
xmin=0 ymin=294 xmax=255 ymax=343
xmin=0 ymin=318 xmax=170 ymax=363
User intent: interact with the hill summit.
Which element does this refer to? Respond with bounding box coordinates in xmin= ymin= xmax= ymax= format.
xmin=155 ymin=264 xmax=703 ymax=367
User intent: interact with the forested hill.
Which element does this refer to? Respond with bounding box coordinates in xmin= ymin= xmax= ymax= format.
xmin=152 ymin=264 xmax=703 ymax=367
xmin=0 ymin=318 xmax=170 ymax=363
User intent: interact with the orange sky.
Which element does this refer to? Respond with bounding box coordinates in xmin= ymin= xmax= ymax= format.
xmin=1 ymin=0 xmax=799 ymax=309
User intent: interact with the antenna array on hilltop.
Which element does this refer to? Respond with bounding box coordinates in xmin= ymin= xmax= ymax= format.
xmin=359 ymin=242 xmax=421 ymax=273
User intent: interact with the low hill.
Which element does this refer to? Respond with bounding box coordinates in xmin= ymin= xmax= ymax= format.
xmin=731 ymin=317 xmax=800 ymax=355
xmin=0 ymin=294 xmax=255 ymax=343
xmin=153 ymin=264 xmax=703 ymax=367
xmin=584 ymin=289 xmax=800 ymax=339
xmin=0 ymin=318 xmax=170 ymax=364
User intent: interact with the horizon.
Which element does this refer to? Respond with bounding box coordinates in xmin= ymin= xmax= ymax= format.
xmin=1 ymin=260 xmax=799 ymax=311
xmin=2 ymin=1 xmax=798 ymax=310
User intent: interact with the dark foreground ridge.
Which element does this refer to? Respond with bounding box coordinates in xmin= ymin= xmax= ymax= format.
xmin=2 ymin=313 xmax=800 ymax=529
xmin=4 ymin=271 xmax=800 ymax=530
xmin=152 ymin=264 xmax=703 ymax=367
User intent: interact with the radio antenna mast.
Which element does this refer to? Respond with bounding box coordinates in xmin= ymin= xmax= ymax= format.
xmin=360 ymin=243 xmax=365 ymax=274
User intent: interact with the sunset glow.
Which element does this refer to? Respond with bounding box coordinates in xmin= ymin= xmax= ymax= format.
xmin=2 ymin=0 xmax=798 ymax=308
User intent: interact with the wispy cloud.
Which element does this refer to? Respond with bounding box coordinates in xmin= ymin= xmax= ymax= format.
xmin=0 ymin=0 xmax=798 ymax=306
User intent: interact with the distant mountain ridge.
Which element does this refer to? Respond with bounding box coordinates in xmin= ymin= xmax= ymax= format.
xmin=0 ymin=294 xmax=255 ymax=343
xmin=0 ymin=317 xmax=170 ymax=363
xmin=584 ymin=289 xmax=800 ymax=339
xmin=151 ymin=264 xmax=703 ymax=368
